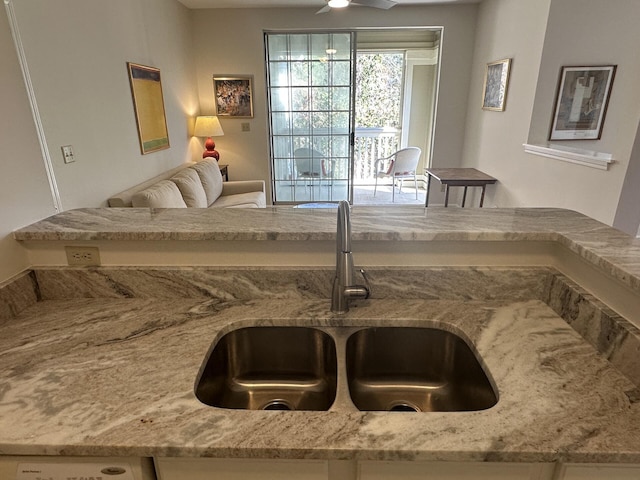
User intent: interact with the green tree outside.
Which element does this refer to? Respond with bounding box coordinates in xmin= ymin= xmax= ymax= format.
xmin=356 ymin=52 xmax=404 ymax=128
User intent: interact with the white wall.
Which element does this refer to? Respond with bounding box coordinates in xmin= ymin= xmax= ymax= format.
xmin=613 ymin=119 xmax=640 ymax=235
xmin=465 ymin=0 xmax=640 ymax=227
xmin=407 ymin=64 xmax=437 ymax=175
xmin=190 ymin=5 xmax=478 ymax=201
xmin=528 ymin=0 xmax=640 ymax=227
xmin=10 ymin=0 xmax=200 ymax=209
xmin=461 ymin=0 xmax=551 ymax=208
xmin=0 ymin=7 xmax=57 ymax=283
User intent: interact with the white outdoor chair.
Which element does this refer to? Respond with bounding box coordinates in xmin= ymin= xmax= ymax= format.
xmin=294 ymin=148 xmax=332 ymax=190
xmin=373 ymin=147 xmax=422 ymax=202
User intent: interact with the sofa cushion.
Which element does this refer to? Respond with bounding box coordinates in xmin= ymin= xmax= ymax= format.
xmin=131 ymin=180 xmax=188 ymax=208
xmin=170 ymin=168 xmax=208 ymax=208
xmin=108 ymin=162 xmax=195 ymax=207
xmin=191 ymin=159 xmax=223 ymax=206
xmin=210 ymin=191 xmax=264 ymax=208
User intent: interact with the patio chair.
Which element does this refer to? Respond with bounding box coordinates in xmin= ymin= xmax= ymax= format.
xmin=294 ymin=148 xmax=332 ymax=189
xmin=373 ymin=147 xmax=422 ymax=202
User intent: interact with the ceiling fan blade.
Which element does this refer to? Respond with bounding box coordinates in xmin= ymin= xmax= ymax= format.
xmin=316 ymin=4 xmax=331 ymax=13
xmin=351 ymin=0 xmax=397 ymax=9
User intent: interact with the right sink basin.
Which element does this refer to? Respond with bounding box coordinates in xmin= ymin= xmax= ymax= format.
xmin=346 ymin=327 xmax=498 ymax=412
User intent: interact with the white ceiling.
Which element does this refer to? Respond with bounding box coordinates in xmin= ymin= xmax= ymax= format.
xmin=176 ymin=0 xmax=479 ymax=9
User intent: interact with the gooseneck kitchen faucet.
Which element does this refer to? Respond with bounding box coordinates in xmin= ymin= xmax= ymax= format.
xmin=331 ymin=200 xmax=370 ymax=313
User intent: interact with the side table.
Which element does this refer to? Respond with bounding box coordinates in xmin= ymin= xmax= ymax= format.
xmin=218 ymin=164 xmax=229 ymax=182
xmin=425 ymin=168 xmax=497 ymax=207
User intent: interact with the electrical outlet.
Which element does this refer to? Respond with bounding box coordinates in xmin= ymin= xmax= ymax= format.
xmin=65 ymin=246 xmax=101 ymax=266
xmin=241 ymin=122 xmax=250 ymax=132
xmin=61 ymin=145 xmax=75 ymax=164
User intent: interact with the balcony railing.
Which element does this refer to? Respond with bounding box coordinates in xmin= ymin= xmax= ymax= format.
xmin=353 ymin=127 xmax=401 ymax=183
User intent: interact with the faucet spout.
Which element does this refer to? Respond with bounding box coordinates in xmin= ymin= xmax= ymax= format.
xmin=336 ymin=199 xmax=351 ymax=255
xmin=331 ymin=201 xmax=370 ymax=314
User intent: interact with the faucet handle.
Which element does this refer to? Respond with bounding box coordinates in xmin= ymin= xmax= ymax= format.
xmin=358 ymin=268 xmax=372 ymax=299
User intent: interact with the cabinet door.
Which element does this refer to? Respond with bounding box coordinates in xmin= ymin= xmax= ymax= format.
xmin=358 ymin=461 xmax=555 ymax=480
xmin=559 ymin=463 xmax=640 ymax=479
xmin=156 ymin=457 xmax=328 ymax=480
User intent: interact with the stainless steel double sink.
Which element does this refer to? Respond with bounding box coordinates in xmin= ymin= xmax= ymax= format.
xmin=195 ymin=326 xmax=498 ymax=412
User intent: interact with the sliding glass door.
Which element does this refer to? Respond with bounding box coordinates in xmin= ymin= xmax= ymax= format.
xmin=266 ymin=32 xmax=355 ymax=204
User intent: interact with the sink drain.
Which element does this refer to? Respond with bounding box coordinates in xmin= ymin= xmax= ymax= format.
xmin=389 ymin=401 xmax=421 ymax=412
xmin=262 ymin=400 xmax=294 ymax=411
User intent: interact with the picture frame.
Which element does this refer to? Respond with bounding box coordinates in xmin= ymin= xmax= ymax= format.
xmin=213 ymin=75 xmax=254 ymax=118
xmin=482 ymin=58 xmax=512 ymax=111
xmin=549 ymin=65 xmax=616 ymax=140
xmin=127 ymin=62 xmax=170 ymax=154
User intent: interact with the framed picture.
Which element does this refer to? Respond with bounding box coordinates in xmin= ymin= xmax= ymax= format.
xmin=482 ymin=58 xmax=512 ymax=111
xmin=213 ymin=75 xmax=254 ymax=118
xmin=127 ymin=62 xmax=170 ymax=154
xmin=549 ymin=65 xmax=616 ymax=140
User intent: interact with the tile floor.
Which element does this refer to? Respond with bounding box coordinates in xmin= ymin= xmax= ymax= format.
xmin=353 ymin=184 xmax=426 ymax=206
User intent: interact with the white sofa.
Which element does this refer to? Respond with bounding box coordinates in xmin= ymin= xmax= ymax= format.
xmin=108 ymin=159 xmax=266 ymax=208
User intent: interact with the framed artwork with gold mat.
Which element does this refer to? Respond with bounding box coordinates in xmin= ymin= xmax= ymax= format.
xmin=482 ymin=58 xmax=512 ymax=112
xmin=127 ymin=62 xmax=170 ymax=154
xmin=213 ymin=75 xmax=254 ymax=118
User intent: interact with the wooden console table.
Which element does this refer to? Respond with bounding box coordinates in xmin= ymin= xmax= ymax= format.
xmin=425 ymin=168 xmax=497 ymax=207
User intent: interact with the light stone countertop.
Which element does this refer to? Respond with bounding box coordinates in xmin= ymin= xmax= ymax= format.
xmin=5 ymin=207 xmax=640 ymax=463
xmin=13 ymin=207 xmax=640 ymax=295
xmin=0 ymin=295 xmax=639 ymax=463
xmin=11 ymin=206 xmax=627 ymax=243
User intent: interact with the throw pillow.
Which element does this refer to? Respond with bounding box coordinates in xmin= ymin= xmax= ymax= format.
xmin=191 ymin=159 xmax=223 ymax=206
xmin=171 ymin=168 xmax=208 ymax=208
xmin=131 ymin=180 xmax=188 ymax=208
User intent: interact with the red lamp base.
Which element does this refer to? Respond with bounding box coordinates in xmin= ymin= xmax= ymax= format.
xmin=203 ymin=136 xmax=220 ymax=160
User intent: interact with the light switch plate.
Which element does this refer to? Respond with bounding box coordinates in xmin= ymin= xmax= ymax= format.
xmin=61 ymin=145 xmax=75 ymax=163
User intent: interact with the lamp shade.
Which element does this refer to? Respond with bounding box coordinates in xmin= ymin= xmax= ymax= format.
xmin=328 ymin=0 xmax=349 ymax=7
xmin=193 ymin=116 xmax=224 ymax=137
xmin=194 ymin=116 xmax=224 ymax=160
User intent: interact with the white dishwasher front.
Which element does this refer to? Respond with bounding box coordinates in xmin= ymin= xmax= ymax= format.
xmin=0 ymin=456 xmax=156 ymax=480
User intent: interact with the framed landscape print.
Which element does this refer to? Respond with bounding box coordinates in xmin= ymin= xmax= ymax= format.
xmin=549 ymin=65 xmax=616 ymax=140
xmin=213 ymin=75 xmax=254 ymax=118
xmin=482 ymin=58 xmax=512 ymax=111
xmin=127 ymin=62 xmax=170 ymax=154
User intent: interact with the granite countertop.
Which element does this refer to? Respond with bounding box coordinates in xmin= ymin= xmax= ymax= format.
xmin=1 ymin=293 xmax=639 ymax=463
xmin=13 ymin=207 xmax=640 ymax=295
xmin=4 ymin=207 xmax=640 ymax=463
xmin=11 ymin=206 xmax=630 ymax=244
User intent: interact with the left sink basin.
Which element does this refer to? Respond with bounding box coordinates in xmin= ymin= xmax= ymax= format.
xmin=195 ymin=327 xmax=338 ymax=411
